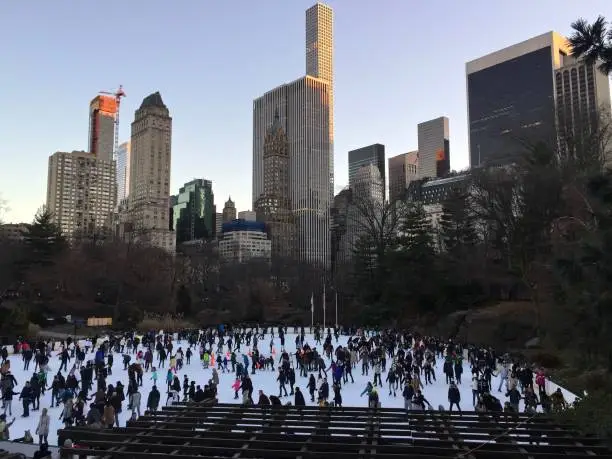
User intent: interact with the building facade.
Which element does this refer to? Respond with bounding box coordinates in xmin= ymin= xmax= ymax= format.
xmin=252 ymin=4 xmax=333 ymax=266
xmin=88 ymin=95 xmax=117 ymax=162
xmin=343 ymin=164 xmax=385 ymax=261
xmin=254 ymin=111 xmax=297 ymax=261
xmin=466 ymin=32 xmax=570 ymax=167
xmin=238 ymin=210 xmax=257 ymax=221
xmin=0 ymin=223 xmax=27 ymax=241
xmin=222 ymin=197 xmax=237 ymax=223
xmin=417 ymin=117 xmax=450 ymax=179
xmin=348 ymin=144 xmax=385 ymax=197
xmin=388 ymin=151 xmax=418 ymax=203
xmin=46 ymin=151 xmax=116 ymax=239
xmin=126 ymin=92 xmax=175 ymax=253
xmin=116 ymin=141 xmax=131 ymax=204
xmin=218 ymin=219 xmax=272 ymax=264
xmin=555 ymin=57 xmax=612 ymax=164
xmin=215 ymin=212 xmax=223 ymax=237
xmin=173 ymin=179 xmax=215 ymax=244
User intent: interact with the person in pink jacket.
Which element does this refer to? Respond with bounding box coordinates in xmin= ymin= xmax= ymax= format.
xmin=232 ymin=378 xmax=240 ymax=400
xmin=535 ymin=369 xmax=546 ymax=393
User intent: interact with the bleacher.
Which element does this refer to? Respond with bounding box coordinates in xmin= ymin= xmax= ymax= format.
xmin=58 ymin=402 xmax=612 ymax=459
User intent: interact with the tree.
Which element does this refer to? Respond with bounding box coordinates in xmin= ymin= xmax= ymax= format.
xmin=439 ymin=189 xmax=478 ymax=254
xmin=569 ymin=15 xmax=612 ymax=75
xmin=21 ymin=207 xmax=66 ymax=268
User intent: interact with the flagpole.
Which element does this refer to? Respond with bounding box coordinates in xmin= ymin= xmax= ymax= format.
xmin=310 ymin=292 xmax=314 ymax=333
xmin=323 ymin=283 xmax=326 ymax=331
xmin=335 ymin=290 xmax=338 ymax=328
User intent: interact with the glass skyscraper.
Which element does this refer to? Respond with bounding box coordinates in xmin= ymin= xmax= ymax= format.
xmin=466 ymin=32 xmax=569 ymax=167
xmin=348 ymin=144 xmax=385 ymax=198
xmin=173 ymin=179 xmax=215 ymax=244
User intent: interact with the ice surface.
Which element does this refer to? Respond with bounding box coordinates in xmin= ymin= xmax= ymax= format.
xmin=1 ymin=331 xmax=576 ymax=446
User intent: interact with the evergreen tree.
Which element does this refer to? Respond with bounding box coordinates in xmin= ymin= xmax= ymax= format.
xmin=22 ymin=207 xmax=66 ymax=267
xmin=399 ymin=203 xmax=435 ymax=254
xmin=439 ymin=189 xmax=478 ymax=254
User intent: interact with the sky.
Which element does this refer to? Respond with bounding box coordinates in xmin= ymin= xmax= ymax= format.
xmin=0 ymin=0 xmax=610 ymax=224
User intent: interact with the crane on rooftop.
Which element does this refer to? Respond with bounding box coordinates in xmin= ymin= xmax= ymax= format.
xmin=98 ymin=85 xmax=126 ymax=162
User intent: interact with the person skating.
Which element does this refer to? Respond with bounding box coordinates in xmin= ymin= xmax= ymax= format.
xmin=448 ymin=380 xmax=461 ymax=413
xmin=294 ymin=387 xmax=306 ymax=407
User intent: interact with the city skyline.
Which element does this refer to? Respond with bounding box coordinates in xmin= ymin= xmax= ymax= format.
xmin=1 ymin=0 xmax=610 ymax=224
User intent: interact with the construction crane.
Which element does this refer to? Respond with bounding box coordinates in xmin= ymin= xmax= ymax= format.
xmin=98 ymin=85 xmax=126 ymax=161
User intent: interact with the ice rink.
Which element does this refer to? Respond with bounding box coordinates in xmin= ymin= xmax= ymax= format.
xmin=1 ymin=331 xmax=575 ymax=446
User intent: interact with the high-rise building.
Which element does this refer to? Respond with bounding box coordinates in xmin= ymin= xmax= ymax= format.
xmin=253 ymin=3 xmax=333 ymax=265
xmin=417 ymin=117 xmax=450 ymax=179
xmin=116 ymin=141 xmax=131 ymax=204
xmin=344 ymin=164 xmax=384 ymax=260
xmin=88 ymin=95 xmax=117 ymax=162
xmin=255 ymin=111 xmax=297 ymax=261
xmin=46 ymin=151 xmax=116 ymax=239
xmin=127 ymin=92 xmax=175 ymax=252
xmin=173 ymin=179 xmax=215 ymax=244
xmin=388 ymin=151 xmax=418 ymax=202
xmin=466 ymin=32 xmax=570 ymax=167
xmin=215 ymin=212 xmax=223 ymax=237
xmin=555 ymin=57 xmax=612 ymax=164
xmin=222 ymin=197 xmax=236 ymax=223
xmin=348 ymin=144 xmax=385 ymax=197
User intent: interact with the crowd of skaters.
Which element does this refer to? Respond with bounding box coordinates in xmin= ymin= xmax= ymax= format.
xmin=0 ymin=325 xmax=571 ymax=453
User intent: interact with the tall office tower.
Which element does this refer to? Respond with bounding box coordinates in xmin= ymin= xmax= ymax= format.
xmin=348 ymin=144 xmax=386 ymax=198
xmin=46 ymin=151 xmax=116 ymax=239
xmin=417 ymin=117 xmax=450 ymax=179
xmin=116 ymin=141 xmax=131 ymax=203
xmin=344 ymin=164 xmax=384 ymax=262
xmin=127 ymin=92 xmax=175 ymax=253
xmin=215 ymin=212 xmax=223 ymax=237
xmin=173 ymin=179 xmax=215 ymax=244
xmin=222 ymin=197 xmax=236 ymax=223
xmin=255 ymin=110 xmax=297 ymax=261
xmin=388 ymin=151 xmax=418 ymax=202
xmin=466 ymin=32 xmax=570 ymax=167
xmin=555 ymin=57 xmax=612 ymax=164
xmin=88 ymin=95 xmax=117 ymax=162
xmin=253 ymin=3 xmax=333 ymax=265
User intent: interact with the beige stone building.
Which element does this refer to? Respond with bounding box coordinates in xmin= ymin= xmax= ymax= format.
xmin=255 ymin=111 xmax=297 ymax=261
xmin=388 ymin=151 xmax=418 ymax=202
xmin=126 ymin=92 xmax=175 ymax=253
xmin=46 ymin=150 xmax=116 ymax=239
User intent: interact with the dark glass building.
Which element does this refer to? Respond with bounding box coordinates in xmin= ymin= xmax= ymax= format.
xmin=173 ymin=179 xmax=215 ymax=244
xmin=348 ymin=144 xmax=385 ymax=198
xmin=466 ymin=32 xmax=569 ymax=167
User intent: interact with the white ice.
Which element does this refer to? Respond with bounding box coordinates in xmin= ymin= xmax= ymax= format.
xmin=2 ymin=331 xmax=576 ymax=446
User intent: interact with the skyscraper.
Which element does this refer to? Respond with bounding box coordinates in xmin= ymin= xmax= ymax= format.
xmin=253 ymin=3 xmax=333 ymax=265
xmin=46 ymin=151 xmax=116 ymax=239
xmin=222 ymin=197 xmax=236 ymax=223
xmin=417 ymin=117 xmax=450 ymax=179
xmin=127 ymin=92 xmax=175 ymax=252
xmin=388 ymin=151 xmax=418 ymax=202
xmin=555 ymin=57 xmax=612 ymax=164
xmin=348 ymin=144 xmax=385 ymax=197
xmin=116 ymin=141 xmax=131 ymax=203
xmin=88 ymin=95 xmax=117 ymax=162
xmin=466 ymin=32 xmax=570 ymax=167
xmin=173 ymin=179 xmax=215 ymax=244
xmin=255 ymin=110 xmax=296 ymax=261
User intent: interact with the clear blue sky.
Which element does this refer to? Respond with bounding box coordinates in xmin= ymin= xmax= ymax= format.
xmin=0 ymin=0 xmax=609 ymax=224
